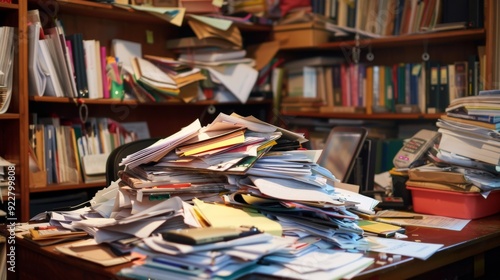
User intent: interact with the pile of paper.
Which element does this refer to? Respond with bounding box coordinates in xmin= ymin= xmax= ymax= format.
xmin=35 ymin=112 xmax=452 ymax=278
xmin=130 ymin=55 xmax=206 ymax=103
xmin=416 ymin=90 xmax=500 ymax=193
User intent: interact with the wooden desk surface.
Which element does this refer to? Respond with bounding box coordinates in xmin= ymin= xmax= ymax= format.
xmin=353 ymin=213 xmax=500 ymax=279
xmin=5 ymin=213 xmax=500 ymax=280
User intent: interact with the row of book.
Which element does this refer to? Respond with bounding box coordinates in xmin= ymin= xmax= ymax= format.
xmin=314 ymin=0 xmax=483 ymax=37
xmin=281 ymin=54 xmax=483 ymax=114
xmin=27 ymin=9 xmax=211 ymax=102
xmin=26 ymin=8 xmax=272 ymax=104
xmin=29 ymin=117 xmax=138 ymax=186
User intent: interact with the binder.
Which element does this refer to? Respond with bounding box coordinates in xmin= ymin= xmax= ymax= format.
xmin=66 ymin=33 xmax=89 ymax=98
xmin=438 ymin=65 xmax=449 ymax=112
xmin=427 ymin=61 xmax=440 ymax=113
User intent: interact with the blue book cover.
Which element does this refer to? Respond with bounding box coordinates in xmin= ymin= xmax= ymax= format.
xmin=44 ymin=124 xmax=57 ymax=185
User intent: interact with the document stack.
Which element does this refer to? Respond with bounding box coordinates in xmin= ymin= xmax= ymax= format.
xmin=408 ymin=90 xmax=500 ymax=191
xmin=40 ymin=112 xmax=387 ymax=279
xmin=166 ymin=15 xmax=259 ymax=103
xmin=436 ymin=90 xmax=500 ymax=178
xmin=117 ymin=112 xmax=378 ymax=243
xmin=130 ymin=55 xmax=206 ymax=103
xmin=404 ymin=90 xmax=500 ymax=219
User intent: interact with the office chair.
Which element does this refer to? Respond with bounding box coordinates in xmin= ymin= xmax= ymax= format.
xmin=105 ymin=137 xmax=162 ymax=186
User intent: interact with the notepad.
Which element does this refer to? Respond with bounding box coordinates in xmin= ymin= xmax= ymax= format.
xmin=357 ymin=220 xmax=405 ymax=237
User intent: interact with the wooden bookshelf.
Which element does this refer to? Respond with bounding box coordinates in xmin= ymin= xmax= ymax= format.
xmin=1 ymin=0 xmax=275 ymax=221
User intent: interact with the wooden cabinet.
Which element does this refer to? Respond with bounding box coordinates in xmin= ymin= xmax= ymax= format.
xmin=3 ymin=0 xmax=272 ymax=221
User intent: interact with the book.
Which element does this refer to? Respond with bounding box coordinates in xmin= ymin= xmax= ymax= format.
xmin=166 ymin=36 xmax=240 ymax=50
xmin=440 ymin=115 xmax=500 ymax=130
xmin=45 ymin=26 xmax=78 ymax=98
xmin=332 ymin=64 xmax=342 ymax=106
xmin=66 ymin=33 xmax=89 ymax=98
xmin=28 ymin=226 xmax=88 ymax=241
xmin=427 ymin=61 xmax=440 ymax=113
xmin=27 ymin=23 xmax=46 ymax=97
xmin=445 ymin=111 xmax=500 ymax=123
xmin=37 ymin=39 xmax=65 ymax=98
xmin=83 ymin=39 xmax=101 ymax=99
xmin=178 ymin=49 xmax=246 ymax=63
xmin=100 ymin=46 xmax=109 ymax=98
xmin=438 ymin=65 xmax=449 ymax=112
xmin=438 ymin=129 xmax=500 ymax=166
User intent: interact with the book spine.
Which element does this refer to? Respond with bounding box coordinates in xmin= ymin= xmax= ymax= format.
xmin=427 ymin=61 xmax=440 ymax=113
xmin=438 ymin=65 xmax=449 ymax=112
xmin=100 ymin=46 xmax=109 ymax=99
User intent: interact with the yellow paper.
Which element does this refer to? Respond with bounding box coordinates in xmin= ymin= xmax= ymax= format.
xmin=193 ymin=198 xmax=282 ymax=236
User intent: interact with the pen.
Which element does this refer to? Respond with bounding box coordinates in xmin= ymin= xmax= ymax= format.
xmin=34 ymin=226 xmax=57 ymax=230
xmin=376 ymin=215 xmax=424 ymax=219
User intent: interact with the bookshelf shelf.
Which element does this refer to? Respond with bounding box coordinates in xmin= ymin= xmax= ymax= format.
xmin=29 ymin=182 xmax=106 ymax=193
xmin=44 ymin=0 xmax=273 ymax=32
xmin=280 ymin=111 xmax=443 ymax=120
xmin=0 ymin=113 xmax=20 ymax=120
xmin=42 ymin=0 xmax=165 ymax=23
xmin=320 ymin=28 xmax=486 ymax=49
xmin=29 ymin=96 xmax=273 ymax=106
xmin=0 ymin=3 xmax=18 ymax=9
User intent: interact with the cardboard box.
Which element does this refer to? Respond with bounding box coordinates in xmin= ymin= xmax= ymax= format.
xmin=273 ymin=21 xmax=332 ymax=49
xmin=29 ymin=170 xmax=47 ymax=188
xmin=407 ymin=186 xmax=500 ymax=219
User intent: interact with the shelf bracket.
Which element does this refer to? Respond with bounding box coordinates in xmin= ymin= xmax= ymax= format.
xmin=366 ymin=45 xmax=374 ymax=62
xmin=422 ymin=40 xmax=430 ymax=61
xmin=352 ymin=33 xmax=361 ymax=64
xmin=78 ymin=101 xmax=88 ymax=123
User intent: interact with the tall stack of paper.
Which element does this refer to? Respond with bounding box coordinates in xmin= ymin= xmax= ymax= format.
xmin=166 ymin=15 xmax=261 ymax=103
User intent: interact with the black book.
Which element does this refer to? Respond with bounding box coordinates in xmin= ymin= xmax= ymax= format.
xmin=66 ymin=33 xmax=89 ymax=98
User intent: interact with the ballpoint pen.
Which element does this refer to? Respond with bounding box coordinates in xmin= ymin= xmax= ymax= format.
xmin=376 ymin=215 xmax=424 ymax=219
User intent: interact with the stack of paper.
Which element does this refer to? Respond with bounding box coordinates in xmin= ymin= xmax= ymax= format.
xmin=130 ymin=56 xmax=205 ymax=103
xmin=37 ymin=112 xmax=451 ymax=279
xmin=165 ymin=15 xmax=260 ymax=103
xmin=429 ymin=90 xmax=500 ymax=192
xmin=119 ymin=233 xmax=283 ymax=279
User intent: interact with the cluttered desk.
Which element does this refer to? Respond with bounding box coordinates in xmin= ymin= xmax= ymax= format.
xmin=6 ymin=106 xmax=500 ymax=279
xmin=6 ymin=213 xmax=500 ymax=279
